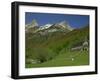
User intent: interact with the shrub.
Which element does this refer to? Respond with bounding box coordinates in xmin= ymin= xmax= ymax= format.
xmin=32 ymin=48 xmax=55 ymax=63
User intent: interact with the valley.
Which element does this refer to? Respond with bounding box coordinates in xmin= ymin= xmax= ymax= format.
xmin=25 ymin=19 xmax=89 ymax=68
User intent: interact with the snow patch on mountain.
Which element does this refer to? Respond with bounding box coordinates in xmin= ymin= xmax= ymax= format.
xmin=38 ymin=24 xmax=53 ymax=30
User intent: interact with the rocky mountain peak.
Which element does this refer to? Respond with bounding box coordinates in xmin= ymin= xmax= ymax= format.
xmin=25 ymin=19 xmax=38 ymax=28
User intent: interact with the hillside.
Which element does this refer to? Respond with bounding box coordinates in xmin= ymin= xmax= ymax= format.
xmin=25 ymin=21 xmax=89 ymax=68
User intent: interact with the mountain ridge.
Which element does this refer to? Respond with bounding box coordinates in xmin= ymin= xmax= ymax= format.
xmin=25 ymin=19 xmax=74 ymax=34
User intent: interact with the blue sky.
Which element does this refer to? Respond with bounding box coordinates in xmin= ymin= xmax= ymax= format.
xmin=25 ymin=12 xmax=89 ymax=29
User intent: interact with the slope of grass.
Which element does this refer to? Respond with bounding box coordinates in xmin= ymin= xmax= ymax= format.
xmin=26 ymin=50 xmax=89 ymax=68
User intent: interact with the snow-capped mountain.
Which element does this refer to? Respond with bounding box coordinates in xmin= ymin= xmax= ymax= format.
xmin=25 ymin=19 xmax=74 ymax=34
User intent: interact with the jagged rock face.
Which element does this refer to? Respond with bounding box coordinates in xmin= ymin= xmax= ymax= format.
xmin=25 ymin=20 xmax=74 ymax=34
xmin=25 ymin=20 xmax=39 ymax=33
xmin=30 ymin=20 xmax=38 ymax=27
xmin=26 ymin=20 xmax=38 ymax=28
xmin=56 ymin=21 xmax=68 ymax=28
xmin=56 ymin=21 xmax=74 ymax=31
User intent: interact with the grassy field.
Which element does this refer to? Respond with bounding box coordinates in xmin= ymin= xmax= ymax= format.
xmin=25 ymin=26 xmax=89 ymax=68
xmin=26 ymin=50 xmax=89 ymax=68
